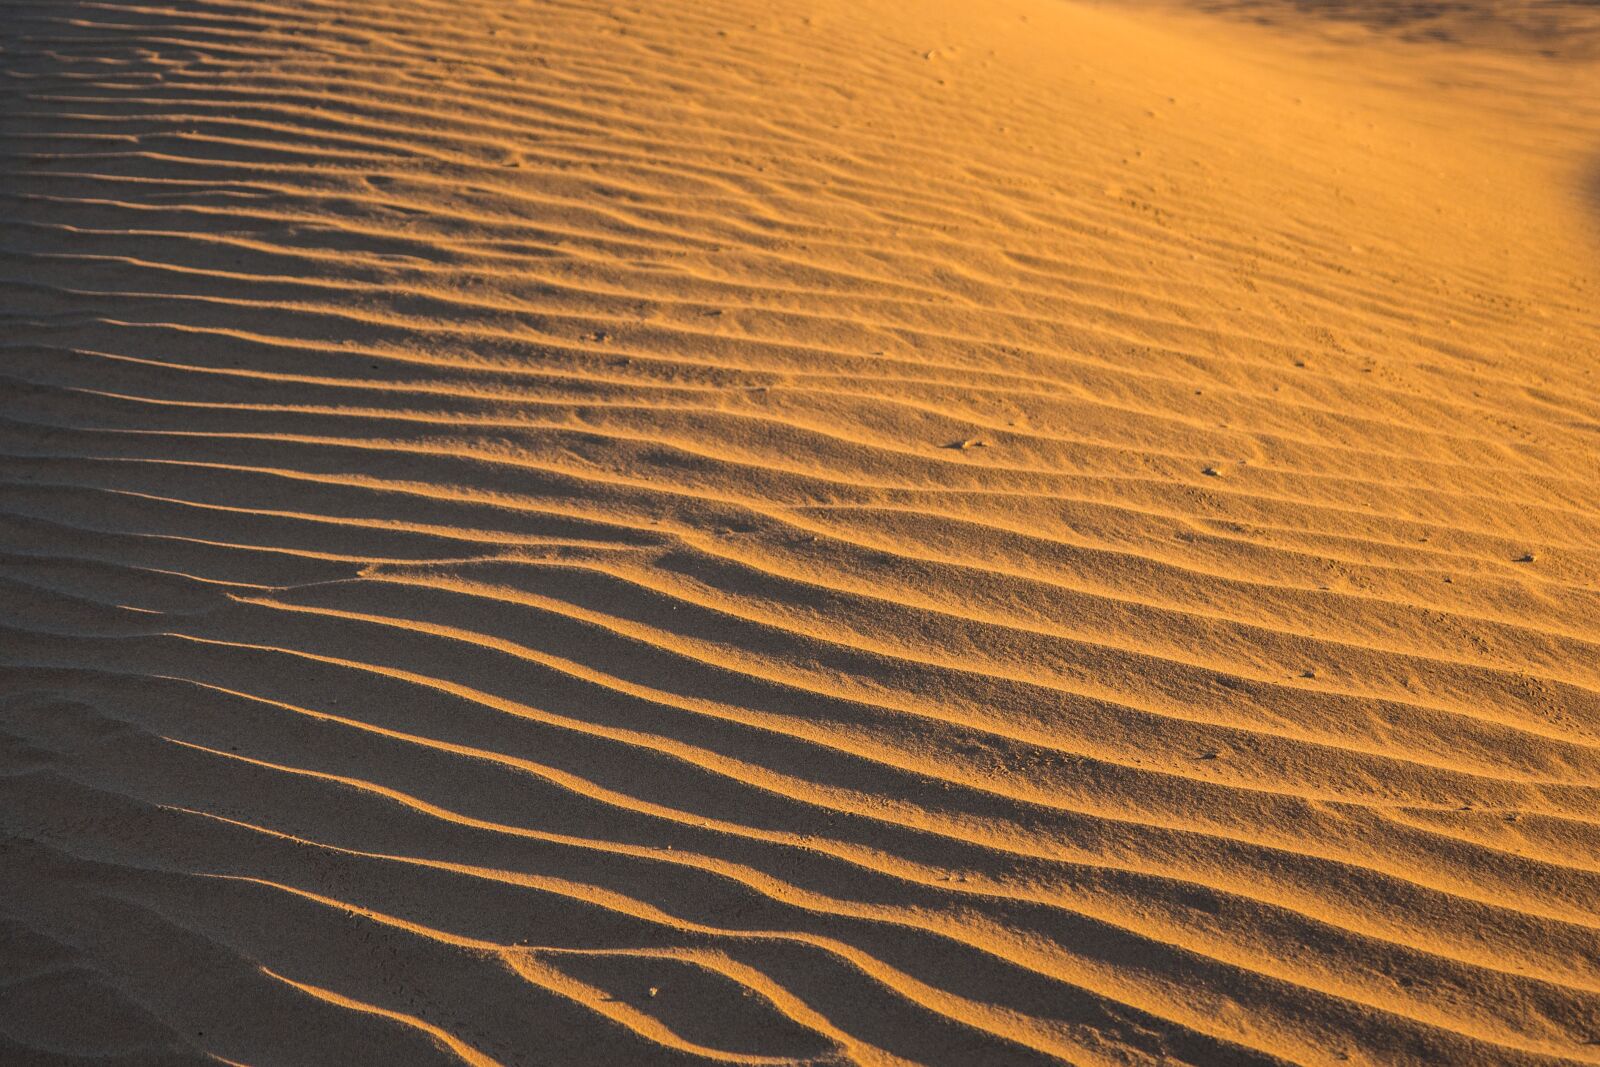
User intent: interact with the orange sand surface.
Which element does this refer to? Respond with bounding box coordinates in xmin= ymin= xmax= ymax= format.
xmin=3 ymin=0 xmax=1600 ymax=1063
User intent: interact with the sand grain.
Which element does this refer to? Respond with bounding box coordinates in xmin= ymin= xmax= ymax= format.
xmin=3 ymin=0 xmax=1599 ymax=1063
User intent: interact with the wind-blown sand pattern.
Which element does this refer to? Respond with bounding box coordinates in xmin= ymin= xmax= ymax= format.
xmin=3 ymin=0 xmax=1600 ymax=1063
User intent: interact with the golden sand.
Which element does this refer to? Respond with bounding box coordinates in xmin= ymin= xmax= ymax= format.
xmin=3 ymin=0 xmax=1599 ymax=1063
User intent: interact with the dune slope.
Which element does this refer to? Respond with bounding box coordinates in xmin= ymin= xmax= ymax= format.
xmin=3 ymin=0 xmax=1600 ymax=1063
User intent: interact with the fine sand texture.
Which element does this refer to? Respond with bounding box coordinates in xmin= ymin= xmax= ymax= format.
xmin=4 ymin=0 xmax=1600 ymax=1063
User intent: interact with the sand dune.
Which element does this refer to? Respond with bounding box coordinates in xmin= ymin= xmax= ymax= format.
xmin=3 ymin=0 xmax=1599 ymax=1063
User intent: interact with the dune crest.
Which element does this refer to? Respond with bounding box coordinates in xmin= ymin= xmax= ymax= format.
xmin=3 ymin=0 xmax=1599 ymax=1063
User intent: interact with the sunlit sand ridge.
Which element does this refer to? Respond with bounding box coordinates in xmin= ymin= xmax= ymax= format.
xmin=3 ymin=0 xmax=1599 ymax=1063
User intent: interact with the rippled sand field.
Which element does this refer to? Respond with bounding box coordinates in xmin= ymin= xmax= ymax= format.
xmin=3 ymin=0 xmax=1600 ymax=1063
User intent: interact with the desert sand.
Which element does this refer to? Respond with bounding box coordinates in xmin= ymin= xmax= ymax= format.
xmin=3 ymin=0 xmax=1600 ymax=1063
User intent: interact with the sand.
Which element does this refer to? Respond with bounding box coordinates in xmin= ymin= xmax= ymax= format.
xmin=3 ymin=0 xmax=1599 ymax=1063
